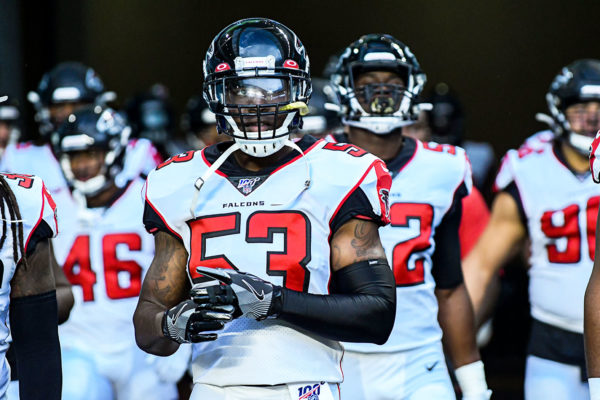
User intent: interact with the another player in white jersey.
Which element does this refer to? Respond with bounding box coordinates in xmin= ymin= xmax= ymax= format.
xmin=329 ymin=34 xmax=490 ymax=400
xmin=1 ymin=62 xmax=160 ymax=200
xmin=0 ymin=170 xmax=61 ymax=399
xmin=53 ymin=106 xmax=178 ymax=400
xmin=134 ymin=18 xmax=396 ymax=400
xmin=464 ymin=59 xmax=600 ymax=399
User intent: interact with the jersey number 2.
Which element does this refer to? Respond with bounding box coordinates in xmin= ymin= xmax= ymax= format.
xmin=390 ymin=203 xmax=434 ymax=286
xmin=187 ymin=211 xmax=311 ymax=291
xmin=63 ymin=233 xmax=143 ymax=301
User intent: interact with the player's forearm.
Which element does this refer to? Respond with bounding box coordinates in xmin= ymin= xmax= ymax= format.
xmin=463 ymin=252 xmax=498 ymax=324
xmin=133 ymin=300 xmax=180 ymax=356
xmin=276 ymin=259 xmax=396 ymax=344
xmin=436 ymin=284 xmax=481 ymax=368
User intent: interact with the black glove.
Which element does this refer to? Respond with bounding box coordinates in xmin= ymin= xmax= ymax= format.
xmin=162 ymin=283 xmax=236 ymax=344
xmin=196 ymin=267 xmax=281 ymax=321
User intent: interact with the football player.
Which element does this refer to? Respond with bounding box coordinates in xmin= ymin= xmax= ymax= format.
xmin=1 ymin=62 xmax=160 ymax=199
xmin=53 ymin=106 xmax=179 ymax=400
xmin=329 ymin=34 xmax=490 ymax=400
xmin=134 ymin=18 xmax=396 ymax=400
xmin=464 ymin=59 xmax=600 ymax=399
xmin=0 ymin=97 xmax=21 ymax=156
xmin=0 ymin=96 xmax=62 ymax=399
xmin=180 ymin=93 xmax=230 ymax=150
xmin=125 ymin=83 xmax=188 ymax=159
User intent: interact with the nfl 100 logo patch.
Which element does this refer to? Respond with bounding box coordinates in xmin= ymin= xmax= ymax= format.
xmin=289 ymin=382 xmax=335 ymax=400
xmin=298 ymin=383 xmax=321 ymax=400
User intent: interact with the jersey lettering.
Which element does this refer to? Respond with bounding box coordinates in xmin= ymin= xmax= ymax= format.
xmin=540 ymin=196 xmax=599 ymax=263
xmin=389 ymin=203 xmax=434 ymax=286
xmin=323 ymin=142 xmax=367 ymax=157
xmin=1 ymin=173 xmax=33 ymax=189
xmin=156 ymin=151 xmax=195 ymax=170
xmin=63 ymin=233 xmax=144 ymax=301
xmin=423 ymin=142 xmax=456 ymax=155
xmin=188 ymin=211 xmax=311 ymax=291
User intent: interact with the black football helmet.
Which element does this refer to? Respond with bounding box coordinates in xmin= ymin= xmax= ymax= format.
xmin=56 ymin=105 xmax=130 ymax=196
xmin=28 ymin=62 xmax=115 ymax=137
xmin=331 ymin=34 xmax=427 ymax=135
xmin=203 ymin=18 xmax=312 ymax=157
xmin=546 ymin=59 xmax=600 ymax=154
xmin=125 ymin=83 xmax=175 ymax=146
xmin=426 ymin=83 xmax=465 ymax=145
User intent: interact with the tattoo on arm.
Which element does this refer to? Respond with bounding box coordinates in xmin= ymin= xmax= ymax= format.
xmin=140 ymin=232 xmax=190 ymax=310
xmin=330 ymin=219 xmax=386 ymax=271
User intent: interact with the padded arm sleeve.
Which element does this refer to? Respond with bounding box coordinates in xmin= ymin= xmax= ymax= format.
xmin=273 ymin=259 xmax=396 ymax=345
xmin=10 ymin=291 xmax=62 ymax=400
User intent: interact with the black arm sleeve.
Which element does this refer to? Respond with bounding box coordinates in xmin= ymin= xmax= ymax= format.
xmin=431 ymin=183 xmax=465 ymax=290
xmin=10 ymin=291 xmax=61 ymax=400
xmin=273 ymin=259 xmax=396 ymax=345
xmin=24 ymin=220 xmax=53 ymax=257
xmin=330 ymin=188 xmax=385 ymax=234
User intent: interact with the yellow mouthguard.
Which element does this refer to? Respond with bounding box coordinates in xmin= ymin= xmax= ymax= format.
xmin=280 ymin=102 xmax=309 ymax=116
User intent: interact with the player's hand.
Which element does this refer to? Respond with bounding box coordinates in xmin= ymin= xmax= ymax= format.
xmin=162 ymin=283 xmax=236 ymax=344
xmin=196 ymin=267 xmax=281 ymax=321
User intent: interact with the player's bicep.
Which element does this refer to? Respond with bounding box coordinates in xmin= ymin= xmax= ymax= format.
xmin=330 ymin=218 xmax=386 ymax=272
xmin=11 ymin=239 xmax=55 ymax=299
xmin=139 ymin=231 xmax=190 ymax=309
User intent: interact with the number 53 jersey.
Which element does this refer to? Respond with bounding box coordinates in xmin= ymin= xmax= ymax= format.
xmin=143 ymin=135 xmax=391 ymax=386
xmin=495 ymin=140 xmax=600 ymax=333
xmin=54 ymin=178 xmax=155 ymax=357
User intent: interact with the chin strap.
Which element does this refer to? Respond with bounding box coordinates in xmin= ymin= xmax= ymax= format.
xmin=189 ymin=138 xmax=312 ymax=218
xmin=269 ymin=139 xmax=311 ymax=207
xmin=189 ymin=141 xmax=241 ymax=218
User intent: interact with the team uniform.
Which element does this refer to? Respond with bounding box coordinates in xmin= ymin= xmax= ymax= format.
xmin=495 ymin=139 xmax=596 ymax=399
xmin=54 ymin=177 xmax=178 ymax=400
xmin=0 ymin=174 xmax=57 ymax=398
xmin=143 ymin=135 xmax=390 ymax=400
xmin=325 ymin=135 xmax=471 ymax=400
xmin=0 ymin=138 xmax=160 ymax=200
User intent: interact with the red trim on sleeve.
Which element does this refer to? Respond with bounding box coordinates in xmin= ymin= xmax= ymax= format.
xmin=23 ymin=184 xmax=46 ymax=258
xmin=144 ymin=183 xmax=182 ymax=239
xmin=41 ymin=183 xmax=58 ymax=235
xmin=328 ymin=160 xmax=381 ymax=242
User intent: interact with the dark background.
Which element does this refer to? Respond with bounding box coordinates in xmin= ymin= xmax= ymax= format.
xmin=2 ymin=1 xmax=597 ymax=398
xmin=3 ymin=0 xmax=600 ymax=155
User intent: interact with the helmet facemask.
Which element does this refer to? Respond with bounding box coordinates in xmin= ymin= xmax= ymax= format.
xmin=332 ymin=35 xmax=427 ymax=135
xmin=205 ymin=71 xmax=310 ymax=157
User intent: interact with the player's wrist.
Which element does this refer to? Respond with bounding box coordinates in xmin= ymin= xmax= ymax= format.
xmin=268 ymin=285 xmax=283 ymax=318
xmin=455 ymin=360 xmax=491 ymax=400
xmin=589 ymin=377 xmax=600 ymax=399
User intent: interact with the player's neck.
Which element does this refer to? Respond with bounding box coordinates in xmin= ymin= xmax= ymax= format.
xmin=85 ymin=182 xmax=121 ymax=208
xmin=560 ymin=141 xmax=590 ymax=174
xmin=347 ymin=126 xmax=404 ymax=162
xmin=232 ymin=146 xmax=294 ymax=172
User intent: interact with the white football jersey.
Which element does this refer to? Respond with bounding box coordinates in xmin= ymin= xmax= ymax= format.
xmin=495 ymin=141 xmax=598 ymax=333
xmin=55 ymin=178 xmax=155 ymax=357
xmin=329 ymin=137 xmax=473 ymax=353
xmin=144 ymin=136 xmax=391 ymax=386
xmin=0 ymin=174 xmax=57 ymax=395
